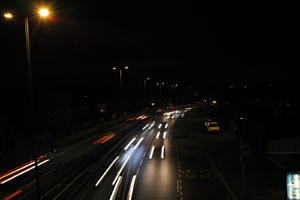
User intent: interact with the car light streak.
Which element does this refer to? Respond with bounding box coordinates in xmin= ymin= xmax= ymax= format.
xmin=95 ymin=156 xmax=119 ymax=187
xmin=163 ymin=131 xmax=167 ymax=139
xmin=124 ymin=138 xmax=136 ymax=150
xmin=112 ymin=155 xmax=131 ymax=185
xmin=127 ymin=175 xmax=137 ymax=200
xmin=158 ymin=123 xmax=162 ymax=128
xmin=3 ymin=190 xmax=22 ymax=200
xmin=109 ymin=176 xmax=122 ymax=200
xmin=101 ymin=136 xmax=114 ymax=144
xmin=161 ymin=145 xmax=165 ymax=159
xmin=133 ymin=137 xmax=144 ymax=149
xmin=142 ymin=124 xmax=149 ymax=130
xmin=149 ymin=146 xmax=155 ymax=159
xmin=0 ymin=155 xmax=46 ymax=181
xmin=0 ymin=159 xmax=50 ymax=184
xmin=92 ymin=136 xmax=108 ymax=144
xmin=156 ymin=131 xmax=160 ymax=139
xmin=165 ymin=123 xmax=168 ymax=128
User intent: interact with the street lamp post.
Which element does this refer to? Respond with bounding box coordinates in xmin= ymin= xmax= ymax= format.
xmin=113 ymin=66 xmax=128 ymax=132
xmin=144 ymin=77 xmax=150 ymax=105
xmin=4 ymin=9 xmax=50 ymax=200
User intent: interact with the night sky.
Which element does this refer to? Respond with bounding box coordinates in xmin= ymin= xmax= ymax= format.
xmin=1 ymin=0 xmax=298 ymax=93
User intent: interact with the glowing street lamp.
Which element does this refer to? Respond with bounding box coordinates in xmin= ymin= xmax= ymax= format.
xmin=2 ymin=7 xmax=51 ymax=200
xmin=39 ymin=8 xmax=49 ymax=17
xmin=3 ymin=12 xmax=13 ymax=19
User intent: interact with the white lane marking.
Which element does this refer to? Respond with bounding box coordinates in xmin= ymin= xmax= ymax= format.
xmin=124 ymin=138 xmax=136 ymax=151
xmin=149 ymin=146 xmax=155 ymax=159
xmin=158 ymin=123 xmax=162 ymax=128
xmin=165 ymin=123 xmax=168 ymax=128
xmin=127 ymin=175 xmax=137 ymax=200
xmin=161 ymin=145 xmax=165 ymax=159
xmin=133 ymin=137 xmax=144 ymax=149
xmin=112 ymin=155 xmax=131 ymax=185
xmin=156 ymin=131 xmax=160 ymax=139
xmin=95 ymin=156 xmax=119 ymax=187
xmin=109 ymin=176 xmax=122 ymax=200
xmin=163 ymin=131 xmax=167 ymax=139
xmin=0 ymin=159 xmax=50 ymax=184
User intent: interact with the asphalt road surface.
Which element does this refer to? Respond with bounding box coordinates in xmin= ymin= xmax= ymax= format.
xmin=1 ymin=108 xmax=230 ymax=200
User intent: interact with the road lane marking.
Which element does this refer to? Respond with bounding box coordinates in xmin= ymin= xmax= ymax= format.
xmin=158 ymin=123 xmax=162 ymax=128
xmin=161 ymin=145 xmax=165 ymax=159
xmin=109 ymin=176 xmax=122 ymax=200
xmin=163 ymin=131 xmax=167 ymax=139
xmin=95 ymin=156 xmax=119 ymax=187
xmin=156 ymin=132 xmax=160 ymax=139
xmin=112 ymin=155 xmax=131 ymax=185
xmin=124 ymin=138 xmax=136 ymax=150
xmin=149 ymin=146 xmax=155 ymax=159
xmin=127 ymin=175 xmax=137 ymax=200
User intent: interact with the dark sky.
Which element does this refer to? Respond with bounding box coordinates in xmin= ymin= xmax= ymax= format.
xmin=1 ymin=0 xmax=299 ymax=91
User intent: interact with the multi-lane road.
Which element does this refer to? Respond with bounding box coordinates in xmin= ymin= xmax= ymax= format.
xmin=1 ymin=108 xmax=230 ymax=200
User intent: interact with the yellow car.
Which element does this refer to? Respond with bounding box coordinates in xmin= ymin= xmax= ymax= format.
xmin=207 ymin=122 xmax=220 ymax=132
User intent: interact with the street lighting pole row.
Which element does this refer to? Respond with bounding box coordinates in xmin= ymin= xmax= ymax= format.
xmin=3 ymin=8 xmax=50 ymax=200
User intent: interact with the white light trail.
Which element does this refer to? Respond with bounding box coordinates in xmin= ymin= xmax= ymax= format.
xmin=149 ymin=146 xmax=155 ymax=159
xmin=172 ymin=115 xmax=175 ymax=119
xmin=158 ymin=123 xmax=162 ymax=128
xmin=163 ymin=131 xmax=167 ymax=139
xmin=161 ymin=145 xmax=165 ymax=159
xmin=142 ymin=124 xmax=149 ymax=130
xmin=156 ymin=131 xmax=160 ymax=139
xmin=109 ymin=176 xmax=122 ymax=200
xmin=124 ymin=138 xmax=136 ymax=151
xmin=95 ymin=156 xmax=119 ymax=187
xmin=127 ymin=175 xmax=137 ymax=200
xmin=0 ymin=159 xmax=50 ymax=184
xmin=0 ymin=161 xmax=35 ymax=181
xmin=165 ymin=123 xmax=168 ymax=128
xmin=133 ymin=137 xmax=144 ymax=150
xmin=112 ymin=155 xmax=131 ymax=185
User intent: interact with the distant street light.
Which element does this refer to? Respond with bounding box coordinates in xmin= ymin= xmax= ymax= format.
xmin=156 ymin=82 xmax=165 ymax=99
xmin=3 ymin=8 xmax=51 ymax=200
xmin=112 ymin=65 xmax=129 ymax=94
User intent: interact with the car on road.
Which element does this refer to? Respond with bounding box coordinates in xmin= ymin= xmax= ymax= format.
xmin=207 ymin=121 xmax=220 ymax=132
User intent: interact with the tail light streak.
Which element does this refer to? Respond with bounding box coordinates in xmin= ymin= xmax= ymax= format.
xmin=0 ymin=159 xmax=50 ymax=184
